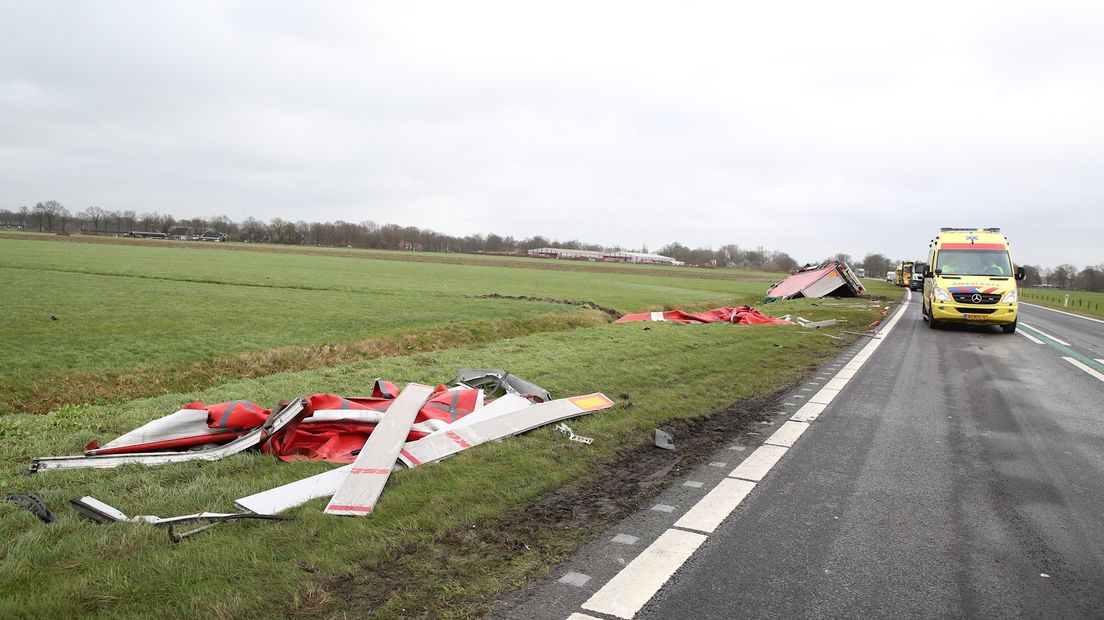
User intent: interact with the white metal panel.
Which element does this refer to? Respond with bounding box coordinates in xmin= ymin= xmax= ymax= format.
xmin=324 ymin=384 xmax=434 ymax=516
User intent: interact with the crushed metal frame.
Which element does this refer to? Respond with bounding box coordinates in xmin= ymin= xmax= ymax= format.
xmin=28 ymin=398 xmax=308 ymax=473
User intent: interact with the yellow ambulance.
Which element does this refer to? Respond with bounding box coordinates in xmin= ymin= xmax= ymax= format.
xmin=922 ymin=228 xmax=1025 ymax=333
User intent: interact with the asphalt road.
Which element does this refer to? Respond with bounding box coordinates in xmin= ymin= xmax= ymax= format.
xmin=499 ymin=297 xmax=1104 ymax=619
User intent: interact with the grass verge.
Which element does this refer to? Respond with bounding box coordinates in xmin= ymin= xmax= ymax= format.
xmin=0 ymin=297 xmax=892 ymax=619
xmin=1021 ymin=287 xmax=1104 ymax=319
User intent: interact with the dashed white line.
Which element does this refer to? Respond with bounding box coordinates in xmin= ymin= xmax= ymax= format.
xmin=790 ymin=402 xmax=827 ymax=423
xmin=809 ymin=387 xmax=840 ymax=405
xmin=764 ymin=420 xmax=810 ymax=448
xmin=1020 ymin=323 xmax=1071 ymax=346
xmin=673 ymin=478 xmax=756 ymax=533
xmin=1016 ymin=329 xmax=1044 ymax=344
xmin=729 ymin=444 xmax=787 ymax=482
xmin=1063 ymin=357 xmax=1104 ymax=383
xmin=581 ymin=528 xmax=708 ymax=619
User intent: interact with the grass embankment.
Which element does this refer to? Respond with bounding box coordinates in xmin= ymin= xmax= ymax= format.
xmin=1021 ymin=287 xmax=1104 ymax=319
xmin=0 ymin=296 xmax=890 ymax=619
xmin=0 ymin=238 xmax=768 ymax=414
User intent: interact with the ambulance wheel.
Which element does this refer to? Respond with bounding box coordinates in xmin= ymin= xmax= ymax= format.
xmin=1001 ymin=321 xmax=1017 ymax=334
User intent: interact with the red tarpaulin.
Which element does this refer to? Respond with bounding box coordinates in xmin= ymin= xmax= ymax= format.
xmin=84 ymin=381 xmax=484 ymax=463
xmin=614 ymin=306 xmax=791 ymax=325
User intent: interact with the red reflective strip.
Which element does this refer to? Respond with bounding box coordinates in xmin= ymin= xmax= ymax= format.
xmin=399 ymin=449 xmax=421 ymax=466
xmin=327 ymin=504 xmax=373 ymax=513
xmin=983 ymin=287 xmax=997 ymax=294
xmin=940 ymin=243 xmax=1005 ymax=250
xmin=446 ymin=431 xmax=472 ymax=449
xmin=349 ymin=468 xmax=390 ymax=475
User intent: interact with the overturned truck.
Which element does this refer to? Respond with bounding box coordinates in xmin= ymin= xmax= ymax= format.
xmin=765 ymin=261 xmax=865 ymax=301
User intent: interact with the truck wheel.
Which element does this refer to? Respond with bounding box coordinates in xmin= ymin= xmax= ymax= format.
xmin=1001 ymin=321 xmax=1017 ymax=334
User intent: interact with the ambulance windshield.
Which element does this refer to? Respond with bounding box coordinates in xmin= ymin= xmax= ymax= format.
xmin=937 ymin=249 xmax=1012 ymax=276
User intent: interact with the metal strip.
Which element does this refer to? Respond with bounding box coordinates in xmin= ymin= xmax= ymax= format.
xmin=324 ymin=384 xmax=434 ymax=516
xmin=398 ymin=393 xmax=614 ymax=467
xmin=29 ymin=398 xmax=307 ymax=473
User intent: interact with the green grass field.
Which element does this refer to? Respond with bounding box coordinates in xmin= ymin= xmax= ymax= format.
xmin=0 ymin=235 xmax=900 ymax=619
xmin=1020 ymin=287 xmax=1104 ymax=319
xmin=0 ymin=237 xmax=773 ymax=414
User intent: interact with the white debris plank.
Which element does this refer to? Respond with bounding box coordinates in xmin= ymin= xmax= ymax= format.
xmin=398 ymin=393 xmax=615 ymax=467
xmin=237 ymin=463 xmax=353 ymax=514
xmin=325 ymin=383 xmax=434 ymax=516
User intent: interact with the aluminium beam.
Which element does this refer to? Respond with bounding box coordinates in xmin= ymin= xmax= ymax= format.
xmin=28 ymin=398 xmax=307 ymax=473
xmin=325 ymin=383 xmax=434 ymax=516
xmin=398 ymin=393 xmax=614 ymax=468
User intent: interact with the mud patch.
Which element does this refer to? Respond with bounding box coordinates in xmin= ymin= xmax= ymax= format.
xmin=317 ymin=390 xmax=784 ymax=619
xmin=477 ymin=293 xmax=622 ymax=320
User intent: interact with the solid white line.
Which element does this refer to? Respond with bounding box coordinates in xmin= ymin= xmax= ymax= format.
xmin=835 ymin=368 xmax=858 ymax=379
xmin=1022 ymin=302 xmax=1104 ymax=325
xmin=673 ymin=478 xmax=756 ymax=533
xmin=1063 ymin=357 xmax=1104 ymax=383
xmin=567 ymin=613 xmax=604 ymax=620
xmin=1096 ymin=359 xmax=1104 ymax=365
xmin=729 ymin=444 xmax=787 ymax=482
xmin=581 ymin=528 xmax=708 ymax=619
xmin=1020 ymin=323 xmax=1071 ymax=346
xmin=1016 ymin=329 xmax=1044 ymax=345
xmin=823 ymin=376 xmax=850 ymax=391
xmin=790 ymin=402 xmax=827 ymax=422
xmin=764 ymin=420 xmax=809 ymax=448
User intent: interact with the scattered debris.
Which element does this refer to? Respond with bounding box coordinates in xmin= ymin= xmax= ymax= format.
xmin=555 ymin=423 xmax=594 ymax=444
xmin=766 ymin=261 xmax=864 ymax=301
xmin=3 ymin=493 xmax=56 ymax=523
xmin=615 ymin=306 xmax=790 ymax=325
xmin=654 ymin=429 xmax=675 ymax=450
xmin=800 ymin=319 xmax=838 ymax=329
xmin=454 ymin=368 xmax=550 ymax=402
xmin=30 ymin=369 xmax=615 ymax=522
xmin=70 ymin=496 xmax=294 ymax=542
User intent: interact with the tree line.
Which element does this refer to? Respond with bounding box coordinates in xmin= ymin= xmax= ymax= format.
xmin=4 ymin=201 xmax=1099 ymax=290
xmin=2 ymin=201 xmax=798 ymax=272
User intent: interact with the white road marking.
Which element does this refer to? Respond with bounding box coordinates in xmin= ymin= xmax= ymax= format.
xmin=729 ymin=445 xmax=787 ymax=482
xmin=682 ymin=480 xmax=704 ymax=488
xmin=823 ymin=376 xmax=850 ymax=391
xmin=1016 ymin=329 xmax=1044 ymax=344
xmin=559 ymin=572 xmax=591 ymax=587
xmin=611 ymin=534 xmax=639 ymax=545
xmin=581 ymin=528 xmax=708 ymax=619
xmin=708 ymin=461 xmax=727 ymax=468
xmin=835 ymin=368 xmax=858 ymax=379
xmin=764 ymin=420 xmax=809 ymax=448
xmin=568 ymin=613 xmax=604 ymax=620
xmin=1022 ymin=302 xmax=1104 ymax=325
xmin=673 ymin=478 xmax=756 ymax=533
xmin=1063 ymin=357 xmax=1104 ymax=383
xmin=809 ymin=387 xmax=840 ymax=405
xmin=1020 ymin=323 xmax=1071 ymax=346
xmin=1096 ymin=359 xmax=1104 ymax=365
xmin=790 ymin=402 xmax=827 ymax=422
xmin=651 ymin=504 xmax=675 ymax=513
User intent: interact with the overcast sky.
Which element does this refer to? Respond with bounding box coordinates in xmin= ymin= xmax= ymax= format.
xmin=2 ymin=1 xmax=1101 ymax=267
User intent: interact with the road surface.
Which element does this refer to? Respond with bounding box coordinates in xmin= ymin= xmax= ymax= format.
xmin=498 ymin=296 xmax=1104 ymax=619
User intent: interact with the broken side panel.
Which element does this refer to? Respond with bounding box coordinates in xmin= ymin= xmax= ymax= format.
xmin=398 ymin=393 xmax=614 ymax=468
xmin=28 ymin=398 xmax=307 ymax=473
xmin=324 ymin=383 xmax=434 ymax=516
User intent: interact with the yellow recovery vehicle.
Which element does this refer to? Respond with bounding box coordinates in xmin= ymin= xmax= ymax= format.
xmin=922 ymin=228 xmax=1025 ymax=333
